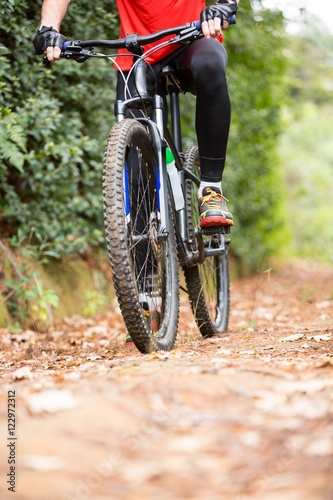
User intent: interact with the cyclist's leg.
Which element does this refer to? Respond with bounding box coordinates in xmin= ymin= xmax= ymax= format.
xmin=173 ymin=38 xmax=233 ymax=227
xmin=174 ymin=37 xmax=230 ymax=186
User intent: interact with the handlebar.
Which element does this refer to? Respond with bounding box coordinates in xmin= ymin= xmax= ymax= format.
xmin=61 ymin=15 xmax=236 ymax=54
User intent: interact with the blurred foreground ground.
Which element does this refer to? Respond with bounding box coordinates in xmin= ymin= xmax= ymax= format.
xmin=0 ymin=260 xmax=332 ymax=500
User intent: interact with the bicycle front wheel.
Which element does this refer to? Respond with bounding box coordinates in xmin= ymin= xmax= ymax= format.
xmin=183 ymin=146 xmax=230 ymax=337
xmin=103 ymin=119 xmax=179 ymax=353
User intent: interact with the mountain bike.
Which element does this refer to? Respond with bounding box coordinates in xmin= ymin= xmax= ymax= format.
xmin=62 ymin=20 xmax=233 ymax=353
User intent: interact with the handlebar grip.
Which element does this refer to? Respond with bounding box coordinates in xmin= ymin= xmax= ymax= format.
xmin=230 ymin=14 xmax=237 ymax=25
xmin=194 ymin=14 xmax=236 ymax=31
xmin=62 ymin=41 xmax=70 ymax=51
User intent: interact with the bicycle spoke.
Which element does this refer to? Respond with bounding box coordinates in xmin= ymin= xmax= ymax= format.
xmin=103 ymin=119 xmax=179 ymax=352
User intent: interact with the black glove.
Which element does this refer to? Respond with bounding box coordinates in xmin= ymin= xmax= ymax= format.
xmin=200 ymin=0 xmax=238 ymax=24
xmin=33 ymin=26 xmax=66 ymax=55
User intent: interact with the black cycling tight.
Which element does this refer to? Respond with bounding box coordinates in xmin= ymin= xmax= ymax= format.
xmin=175 ymin=37 xmax=230 ymax=182
xmin=116 ymin=37 xmax=231 ymax=183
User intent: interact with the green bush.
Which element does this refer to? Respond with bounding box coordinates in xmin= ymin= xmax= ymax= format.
xmin=0 ymin=0 xmax=118 ymax=255
xmin=224 ymin=4 xmax=289 ymax=270
xmin=1 ymin=0 xmax=288 ymax=271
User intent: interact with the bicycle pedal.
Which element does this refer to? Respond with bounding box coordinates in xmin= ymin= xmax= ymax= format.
xmin=201 ymin=225 xmax=231 ymax=236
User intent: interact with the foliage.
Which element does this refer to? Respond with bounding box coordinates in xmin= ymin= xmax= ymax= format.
xmin=0 ymin=0 xmax=118 ymax=255
xmin=284 ymin=26 xmax=333 ymax=108
xmin=280 ymin=103 xmax=333 ymax=263
xmin=225 ymin=2 xmax=290 ymax=269
xmin=1 ymin=0 xmax=289 ymax=273
xmin=1 ymin=234 xmax=59 ymax=329
xmin=82 ymin=289 xmax=108 ymax=317
xmin=271 ymin=13 xmax=333 ymax=264
xmin=0 ymin=108 xmax=27 ymax=172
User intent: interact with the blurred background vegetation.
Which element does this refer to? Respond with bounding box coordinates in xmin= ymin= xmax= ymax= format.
xmin=0 ymin=0 xmax=332 ymax=325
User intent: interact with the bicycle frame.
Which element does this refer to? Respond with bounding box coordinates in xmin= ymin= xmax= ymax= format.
xmin=62 ymin=21 xmax=230 ymax=267
xmin=115 ymin=74 xmax=198 ymax=265
xmin=60 ymin=20 xmax=234 ymax=351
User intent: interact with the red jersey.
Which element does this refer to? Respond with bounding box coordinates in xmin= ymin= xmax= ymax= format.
xmin=115 ymin=0 xmax=206 ymax=71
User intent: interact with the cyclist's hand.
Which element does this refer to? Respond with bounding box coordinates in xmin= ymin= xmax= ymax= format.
xmin=33 ymin=26 xmax=66 ymax=61
xmin=200 ymin=0 xmax=238 ymax=39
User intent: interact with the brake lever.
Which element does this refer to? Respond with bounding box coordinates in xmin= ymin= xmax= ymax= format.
xmin=172 ymin=24 xmax=202 ymax=45
xmin=61 ymin=44 xmax=94 ymax=63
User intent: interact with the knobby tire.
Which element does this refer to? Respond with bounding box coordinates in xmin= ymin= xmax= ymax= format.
xmin=183 ymin=146 xmax=230 ymax=337
xmin=103 ymin=119 xmax=179 ymax=353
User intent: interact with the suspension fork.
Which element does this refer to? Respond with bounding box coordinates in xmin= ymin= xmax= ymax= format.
xmin=169 ymin=90 xmax=191 ymax=256
xmin=115 ymin=95 xmax=171 ymax=239
xmin=152 ymin=95 xmax=170 ymax=237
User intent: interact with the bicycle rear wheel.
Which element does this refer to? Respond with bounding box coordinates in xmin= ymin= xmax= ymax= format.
xmin=103 ymin=119 xmax=179 ymax=353
xmin=183 ymin=146 xmax=230 ymax=337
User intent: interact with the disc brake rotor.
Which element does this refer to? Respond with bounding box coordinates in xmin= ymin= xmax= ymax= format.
xmin=149 ymin=212 xmax=163 ymax=261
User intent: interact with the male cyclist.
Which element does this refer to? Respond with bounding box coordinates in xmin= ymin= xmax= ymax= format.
xmin=33 ymin=0 xmax=239 ymax=229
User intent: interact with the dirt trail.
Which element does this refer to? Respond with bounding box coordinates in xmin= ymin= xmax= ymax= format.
xmin=0 ymin=260 xmax=332 ymax=500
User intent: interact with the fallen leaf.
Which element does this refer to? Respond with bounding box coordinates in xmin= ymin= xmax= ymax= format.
xmin=12 ymin=366 xmax=33 ymax=380
xmin=304 ymin=438 xmax=333 ymax=457
xmin=210 ymin=357 xmax=230 ymax=364
xmin=316 ymin=359 xmax=333 ymax=369
xmin=216 ymin=348 xmax=231 ymax=355
xmin=21 ymin=454 xmax=66 ymax=471
xmin=307 ymin=334 xmax=331 ymax=342
xmin=315 ymin=301 xmax=332 ymax=309
xmin=279 ymin=333 xmax=304 ymax=342
xmin=27 ymin=389 xmax=77 ymax=414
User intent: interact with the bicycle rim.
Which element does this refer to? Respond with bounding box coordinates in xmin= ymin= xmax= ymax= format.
xmin=103 ymin=119 xmax=179 ymax=353
xmin=183 ymin=146 xmax=230 ymax=336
